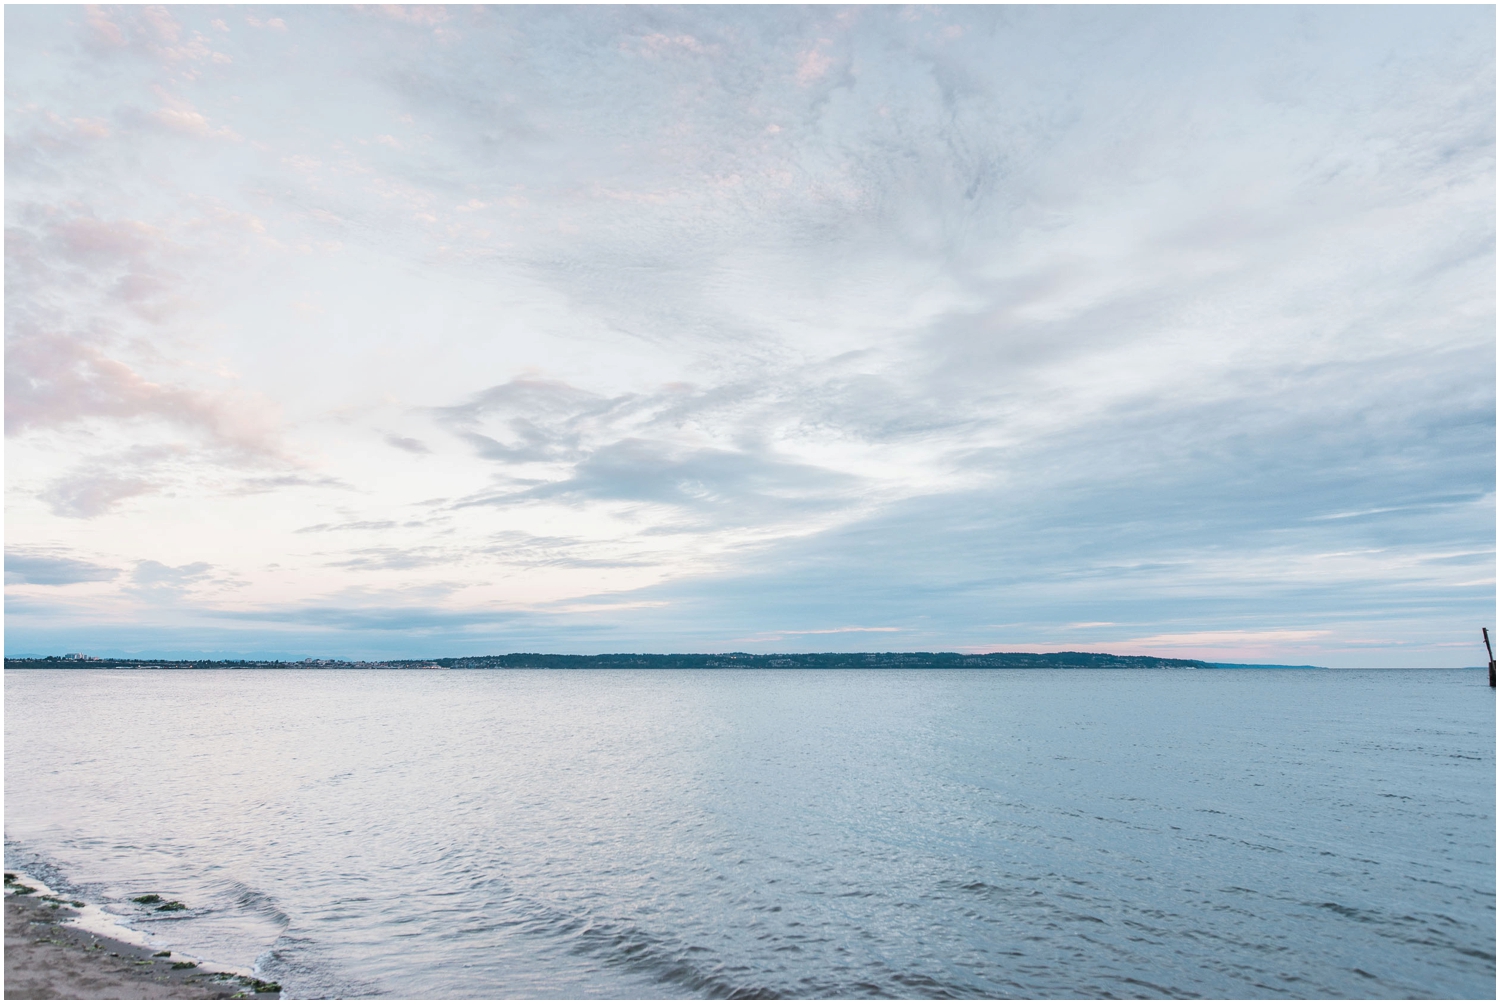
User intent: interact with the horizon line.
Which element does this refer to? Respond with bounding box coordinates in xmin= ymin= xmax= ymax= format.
xmin=8 ymin=648 xmax=1335 ymax=670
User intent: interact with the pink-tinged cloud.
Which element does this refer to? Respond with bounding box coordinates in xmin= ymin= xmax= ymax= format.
xmin=631 ymin=33 xmax=711 ymax=58
xmin=1123 ymin=630 xmax=1332 ymax=648
xmin=795 ymin=43 xmax=835 ymax=85
xmin=84 ymin=5 xmax=126 ymax=47
xmin=151 ymin=100 xmax=240 ymax=141
xmin=139 ymin=5 xmax=181 ymax=44
xmin=50 ymin=217 xmax=165 ymax=266
xmin=41 ymin=471 xmax=157 ymax=519
xmin=365 ymin=5 xmax=449 ymax=27
xmin=83 ymin=6 xmax=226 ymax=64
xmin=155 ymin=106 xmax=213 ymax=134
xmin=5 ymin=334 xmax=282 ymax=458
xmin=70 ymin=118 xmax=111 ymax=139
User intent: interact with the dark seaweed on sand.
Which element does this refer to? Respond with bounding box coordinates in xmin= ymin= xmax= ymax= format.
xmin=210 ymin=973 xmax=283 ymax=995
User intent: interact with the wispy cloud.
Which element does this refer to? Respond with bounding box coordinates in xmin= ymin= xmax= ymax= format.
xmin=5 ymin=548 xmax=120 ymax=586
xmin=130 ymin=559 xmax=214 ymax=593
xmin=41 ymin=469 xmax=157 ymax=519
xmin=1121 ymin=630 xmax=1333 ymax=649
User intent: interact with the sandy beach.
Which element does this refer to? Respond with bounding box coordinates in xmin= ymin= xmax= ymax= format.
xmin=4 ymin=886 xmax=279 ymax=1000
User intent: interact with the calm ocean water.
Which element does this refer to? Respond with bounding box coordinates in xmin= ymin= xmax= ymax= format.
xmin=4 ymin=668 xmax=1493 ymax=999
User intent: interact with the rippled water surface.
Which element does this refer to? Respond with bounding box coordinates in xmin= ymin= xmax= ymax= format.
xmin=5 ymin=668 xmax=1494 ymax=998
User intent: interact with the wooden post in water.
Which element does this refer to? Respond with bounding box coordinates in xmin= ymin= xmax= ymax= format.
xmin=1484 ymin=628 xmax=1496 ymax=689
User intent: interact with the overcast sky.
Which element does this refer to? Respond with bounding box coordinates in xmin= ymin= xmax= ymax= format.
xmin=5 ymin=5 xmax=1494 ymax=665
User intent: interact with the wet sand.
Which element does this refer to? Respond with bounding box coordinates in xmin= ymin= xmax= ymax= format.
xmin=4 ymin=891 xmax=279 ymax=1000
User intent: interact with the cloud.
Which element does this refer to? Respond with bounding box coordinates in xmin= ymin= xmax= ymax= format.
xmin=517 ymin=438 xmax=858 ymax=523
xmin=5 ymin=333 xmax=278 ymax=455
xmin=84 ymin=5 xmax=127 ymax=47
xmin=362 ymin=6 xmax=452 ymax=27
xmin=81 ymin=5 xmax=231 ymax=64
xmin=5 ymin=548 xmax=121 ymax=585
xmin=40 ymin=469 xmax=157 ymax=519
xmin=435 ymin=377 xmax=613 ymax=460
xmin=439 ymin=376 xmax=877 ymax=527
xmin=384 ymin=434 xmax=430 ymax=454
xmin=219 ymin=603 xmax=521 ymax=632
xmin=628 ymin=33 xmax=713 ymax=59
xmin=23 ymin=435 xmax=202 ymax=519
xmin=151 ymin=103 xmax=240 ymax=141
xmin=795 ymin=42 xmax=837 ymax=85
xmin=41 ymin=215 xmax=165 ymax=267
xmin=5 ymin=205 xmax=287 ymax=460
xmin=233 ymin=475 xmax=351 ymax=495
xmin=132 ymin=559 xmax=213 ymax=588
xmin=119 ymin=559 xmax=226 ymax=604
xmin=325 ymin=547 xmax=450 ymax=571
xmin=478 ymin=531 xmax=666 ymax=570
xmin=1121 ymin=630 xmax=1333 ymax=649
xmin=297 ymin=520 xmax=401 ymax=534
xmin=312 ymin=533 xmax=662 ymax=574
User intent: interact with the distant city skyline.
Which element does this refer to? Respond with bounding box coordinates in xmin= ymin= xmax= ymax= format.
xmin=5 ymin=5 xmax=1494 ymax=666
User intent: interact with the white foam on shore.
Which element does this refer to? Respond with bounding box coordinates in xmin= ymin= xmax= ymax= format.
xmin=5 ymin=869 xmax=255 ymax=979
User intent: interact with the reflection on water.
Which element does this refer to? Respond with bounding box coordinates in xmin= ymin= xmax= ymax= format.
xmin=5 ymin=668 xmax=1494 ymax=998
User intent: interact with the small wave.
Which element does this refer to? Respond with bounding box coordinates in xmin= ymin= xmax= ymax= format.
xmin=488 ymin=888 xmax=784 ymax=997
xmin=223 ymin=881 xmax=291 ymax=928
xmin=258 ymin=934 xmax=385 ymax=999
xmin=1312 ymin=900 xmax=1381 ymax=923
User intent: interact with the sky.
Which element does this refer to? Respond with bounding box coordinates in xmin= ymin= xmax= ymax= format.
xmin=4 ymin=4 xmax=1494 ymax=666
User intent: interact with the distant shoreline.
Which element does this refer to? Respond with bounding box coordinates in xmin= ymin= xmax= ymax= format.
xmin=5 ymin=651 xmax=1323 ymax=670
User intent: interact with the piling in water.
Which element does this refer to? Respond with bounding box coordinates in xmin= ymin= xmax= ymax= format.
xmin=1484 ymin=628 xmax=1495 ymax=688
